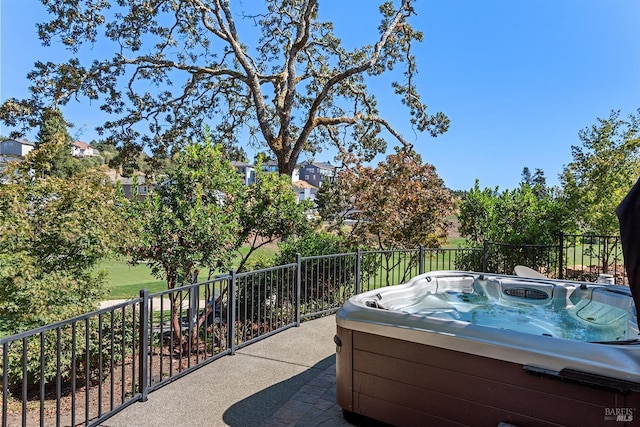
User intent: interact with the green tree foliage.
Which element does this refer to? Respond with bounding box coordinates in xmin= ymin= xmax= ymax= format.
xmin=456 ymin=179 xmax=571 ymax=274
xmin=1 ymin=0 xmax=448 ymax=175
xmin=127 ymin=139 xmax=245 ymax=347
xmin=0 ymin=154 xmax=130 ymax=388
xmin=128 ymin=141 xmax=244 ymax=290
xmin=221 ymin=143 xmax=249 ymax=163
xmin=458 ymin=179 xmax=570 ymax=246
xmin=34 ymin=107 xmax=78 ymax=178
xmin=561 ymin=110 xmax=640 ymax=235
xmin=92 ymin=139 xmax=119 ymax=165
xmin=36 ymin=107 xmax=70 ymax=148
xmin=236 ymin=166 xmax=312 ymax=273
xmin=275 ymin=230 xmax=360 ymax=264
xmin=0 ymin=160 xmax=127 ymax=332
xmin=315 ymin=178 xmax=352 ymax=226
xmin=335 ymin=152 xmax=453 ymax=250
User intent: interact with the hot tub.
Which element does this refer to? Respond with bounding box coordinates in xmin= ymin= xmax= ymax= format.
xmin=335 ymin=271 xmax=640 ymax=426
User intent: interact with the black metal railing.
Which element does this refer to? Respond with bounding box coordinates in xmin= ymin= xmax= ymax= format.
xmin=1 ymin=234 xmax=626 ymax=426
xmin=1 ymin=300 xmax=144 ymax=427
xmin=560 ymin=234 xmax=625 ymax=284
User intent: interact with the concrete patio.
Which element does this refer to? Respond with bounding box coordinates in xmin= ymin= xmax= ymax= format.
xmin=99 ymin=315 xmax=353 ymax=427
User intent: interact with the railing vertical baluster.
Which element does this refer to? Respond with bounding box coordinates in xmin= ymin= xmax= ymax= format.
xmin=296 ymin=254 xmax=301 ymax=326
xmin=557 ymin=232 xmax=564 ymax=279
xmin=139 ymin=289 xmax=149 ymax=402
xmin=85 ymin=318 xmax=90 ymax=425
xmin=149 ymin=296 xmax=154 ymax=386
xmin=21 ymin=337 xmax=27 ymax=427
xmin=98 ymin=313 xmax=103 ymax=419
xmin=483 ymin=239 xmax=489 ymax=273
xmin=203 ymin=284 xmax=208 ymax=358
xmin=120 ymin=307 xmax=126 ymax=404
xmin=269 ymin=270 xmax=274 ymax=333
xmin=229 ymin=270 xmax=236 ymax=355
xmin=109 ymin=311 xmax=115 ymax=412
xmin=355 ymin=249 xmax=361 ymax=295
xmin=56 ymin=328 xmax=61 ymax=427
xmin=3 ymin=342 xmax=8 ymax=427
xmin=71 ymin=323 xmax=76 ymax=427
xmin=39 ymin=332 xmax=45 ymax=427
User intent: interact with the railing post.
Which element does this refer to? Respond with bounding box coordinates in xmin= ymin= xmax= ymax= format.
xmin=355 ymin=248 xmax=361 ymax=295
xmin=483 ymin=239 xmax=489 ymax=273
xmin=419 ymin=245 xmax=425 ymax=275
xmin=228 ymin=270 xmax=236 ymax=355
xmin=296 ymin=254 xmax=302 ymax=326
xmin=558 ymin=232 xmax=564 ymax=279
xmin=138 ymin=289 xmax=149 ymax=402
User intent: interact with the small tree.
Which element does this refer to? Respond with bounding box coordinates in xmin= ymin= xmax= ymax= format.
xmin=0 ymin=147 xmax=128 ymax=331
xmin=338 ymin=151 xmax=453 ymax=250
xmin=127 ymin=139 xmax=244 ymax=348
xmin=561 ymin=110 xmax=640 ymax=273
xmin=315 ymin=177 xmax=353 ymax=227
xmin=562 ymin=110 xmax=640 ymax=235
xmin=33 ymin=107 xmax=79 ymax=178
xmin=330 ymin=152 xmax=453 ymax=284
xmin=457 ymin=179 xmax=571 ymax=274
xmin=236 ymin=166 xmax=312 ymax=273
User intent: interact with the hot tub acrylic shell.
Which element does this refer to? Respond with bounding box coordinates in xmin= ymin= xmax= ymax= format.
xmin=335 ymin=271 xmax=640 ymax=426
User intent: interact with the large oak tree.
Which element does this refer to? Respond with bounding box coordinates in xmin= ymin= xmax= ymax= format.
xmin=1 ymin=0 xmax=448 ymax=174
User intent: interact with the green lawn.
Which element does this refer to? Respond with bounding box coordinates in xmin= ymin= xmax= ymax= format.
xmin=443 ymin=236 xmax=466 ymax=248
xmin=102 ymin=245 xmax=280 ymax=300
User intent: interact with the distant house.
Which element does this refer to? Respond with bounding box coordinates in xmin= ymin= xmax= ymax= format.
xmin=104 ymin=169 xmax=154 ymax=200
xmin=0 ymin=139 xmax=35 ymax=158
xmin=71 ymin=140 xmax=99 ymax=158
xmin=293 ymin=180 xmax=318 ymax=202
xmin=298 ymin=161 xmax=336 ymax=188
xmin=261 ymin=160 xmax=279 ymax=173
xmin=232 ymin=161 xmax=256 ymax=186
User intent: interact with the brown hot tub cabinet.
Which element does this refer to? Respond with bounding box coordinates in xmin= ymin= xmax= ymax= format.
xmin=335 ymin=271 xmax=640 ymax=426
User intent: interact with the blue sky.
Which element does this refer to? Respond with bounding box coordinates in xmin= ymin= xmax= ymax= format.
xmin=1 ymin=0 xmax=639 ymax=191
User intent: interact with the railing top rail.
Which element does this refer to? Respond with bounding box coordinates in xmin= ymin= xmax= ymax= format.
xmin=562 ymin=234 xmax=621 ymax=239
xmin=301 ymin=252 xmax=357 ymax=261
xmin=489 ymin=242 xmax=559 ymax=249
xmin=148 ymin=275 xmax=231 ymax=299
xmin=235 ymin=262 xmax=297 ymax=279
xmin=0 ymin=297 xmax=142 ymax=345
xmin=359 ymin=248 xmax=420 ymax=255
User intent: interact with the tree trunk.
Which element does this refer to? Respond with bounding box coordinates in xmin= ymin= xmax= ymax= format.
xmin=169 ymin=292 xmax=184 ymax=354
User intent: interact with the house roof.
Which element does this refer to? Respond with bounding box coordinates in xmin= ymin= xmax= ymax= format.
xmin=302 ymin=161 xmax=336 ymax=170
xmin=292 ymin=180 xmax=318 ymax=190
xmin=231 ymin=161 xmax=254 ymax=168
xmin=1 ymin=139 xmax=35 ymax=146
xmin=72 ymin=140 xmax=90 ymax=149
